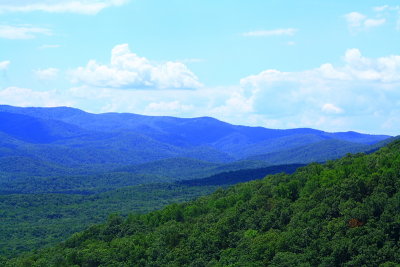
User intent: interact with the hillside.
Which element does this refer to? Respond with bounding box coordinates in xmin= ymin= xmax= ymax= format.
xmin=0 ymin=184 xmax=217 ymax=258
xmin=178 ymin=164 xmax=305 ymax=186
xmin=0 ymin=164 xmax=302 ymax=256
xmin=5 ymin=140 xmax=400 ymax=266
xmin=247 ymin=139 xmax=371 ymax=164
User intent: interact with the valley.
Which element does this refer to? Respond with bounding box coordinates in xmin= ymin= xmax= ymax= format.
xmin=0 ymin=105 xmax=396 ymax=265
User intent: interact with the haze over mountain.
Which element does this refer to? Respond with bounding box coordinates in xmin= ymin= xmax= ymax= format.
xmin=0 ymin=105 xmax=390 ymax=168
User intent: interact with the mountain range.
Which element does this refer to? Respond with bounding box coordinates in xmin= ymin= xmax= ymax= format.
xmin=0 ymin=105 xmax=397 ymax=261
xmin=0 ymin=105 xmax=390 ymax=168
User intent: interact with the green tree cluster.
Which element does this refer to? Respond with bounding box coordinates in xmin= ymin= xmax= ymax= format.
xmin=5 ymin=141 xmax=400 ymax=266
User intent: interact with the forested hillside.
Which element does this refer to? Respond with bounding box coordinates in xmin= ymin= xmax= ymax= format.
xmin=5 ymin=140 xmax=400 ymax=266
xmin=0 ymin=184 xmax=217 ymax=258
xmin=0 ymin=164 xmax=303 ymax=257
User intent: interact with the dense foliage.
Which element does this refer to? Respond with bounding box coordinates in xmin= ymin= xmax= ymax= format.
xmin=0 ymin=184 xmax=216 ymax=257
xmin=5 ymin=140 xmax=400 ymax=266
xmin=179 ymin=164 xmax=304 ymax=186
xmin=0 ymin=165 xmax=302 ymax=257
xmin=0 ymin=157 xmax=269 ymax=194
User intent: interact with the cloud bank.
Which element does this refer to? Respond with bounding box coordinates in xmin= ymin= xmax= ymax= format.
xmin=237 ymin=49 xmax=400 ymax=131
xmin=2 ymin=49 xmax=400 ymax=134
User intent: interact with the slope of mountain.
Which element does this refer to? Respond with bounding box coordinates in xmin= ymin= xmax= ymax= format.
xmin=5 ymin=140 xmax=400 ymax=266
xmin=247 ymin=139 xmax=371 ymax=164
xmin=0 ymin=163 xmax=303 ymax=257
xmin=0 ymin=183 xmax=217 ymax=258
xmin=178 ymin=164 xmax=305 ymax=186
xmin=0 ymin=105 xmax=390 ymax=164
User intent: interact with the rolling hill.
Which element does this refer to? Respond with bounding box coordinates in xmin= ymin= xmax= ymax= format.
xmin=5 ymin=139 xmax=400 ymax=266
xmin=0 ymin=105 xmax=390 ymax=168
xmin=0 ymin=105 xmax=392 ymax=195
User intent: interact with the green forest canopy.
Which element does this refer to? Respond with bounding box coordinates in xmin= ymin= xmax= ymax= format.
xmin=4 ymin=140 xmax=400 ymax=266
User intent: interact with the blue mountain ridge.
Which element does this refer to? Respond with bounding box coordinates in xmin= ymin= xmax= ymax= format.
xmin=0 ymin=105 xmax=390 ymax=169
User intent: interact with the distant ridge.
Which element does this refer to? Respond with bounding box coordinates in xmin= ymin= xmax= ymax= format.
xmin=0 ymin=104 xmax=392 ymax=194
xmin=0 ymin=105 xmax=390 ymax=164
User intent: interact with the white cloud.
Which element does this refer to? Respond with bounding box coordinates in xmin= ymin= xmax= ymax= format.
xmin=322 ymin=103 xmax=343 ymax=114
xmin=243 ymin=28 xmax=297 ymax=37
xmin=0 ymin=87 xmax=71 ymax=107
xmin=34 ymin=68 xmax=59 ymax=80
xmin=210 ymin=89 xmax=254 ymax=118
xmin=345 ymin=12 xmax=366 ymax=28
xmin=241 ymin=49 xmax=400 ymax=86
xmin=3 ymin=49 xmax=400 ymax=135
xmin=238 ymin=49 xmax=400 ymax=133
xmin=364 ymin=18 xmax=386 ymax=27
xmin=70 ymin=44 xmax=202 ymax=89
xmin=0 ymin=0 xmax=128 ymax=15
xmin=373 ymin=5 xmax=389 ymax=12
xmin=345 ymin=11 xmax=386 ymax=31
xmin=343 ymin=48 xmax=400 ymax=82
xmin=0 ymin=60 xmax=10 ymax=70
xmin=0 ymin=25 xmax=51 ymax=39
xmin=373 ymin=5 xmax=400 ymax=31
xmin=145 ymin=101 xmax=194 ymax=116
xmin=374 ymin=5 xmax=400 ymax=12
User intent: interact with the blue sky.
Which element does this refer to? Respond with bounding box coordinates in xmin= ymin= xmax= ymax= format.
xmin=1 ymin=0 xmax=400 ymax=135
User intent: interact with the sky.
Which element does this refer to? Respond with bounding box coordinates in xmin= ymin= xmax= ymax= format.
xmin=1 ymin=0 xmax=400 ymax=135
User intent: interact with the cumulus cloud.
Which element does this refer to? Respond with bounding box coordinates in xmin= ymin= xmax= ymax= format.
xmin=0 ymin=60 xmax=10 ymax=70
xmin=0 ymin=25 xmax=51 ymax=39
xmin=70 ymin=44 xmax=202 ymax=89
xmin=0 ymin=0 xmax=128 ymax=15
xmin=238 ymin=49 xmax=400 ymax=133
xmin=345 ymin=11 xmax=386 ymax=31
xmin=243 ymin=28 xmax=297 ymax=37
xmin=241 ymin=49 xmax=400 ymax=88
xmin=34 ymin=68 xmax=59 ymax=80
